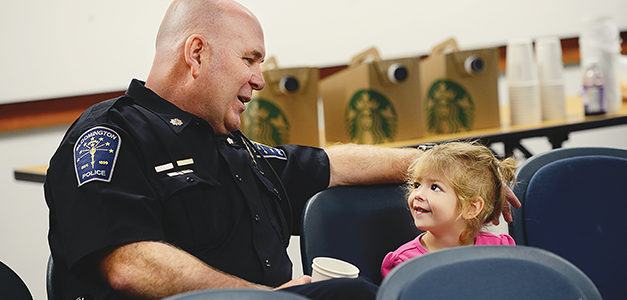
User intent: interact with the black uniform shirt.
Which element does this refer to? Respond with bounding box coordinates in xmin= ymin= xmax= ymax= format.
xmin=45 ymin=79 xmax=330 ymax=300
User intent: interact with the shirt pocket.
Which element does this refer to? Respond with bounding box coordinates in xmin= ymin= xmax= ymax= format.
xmin=158 ymin=173 xmax=231 ymax=249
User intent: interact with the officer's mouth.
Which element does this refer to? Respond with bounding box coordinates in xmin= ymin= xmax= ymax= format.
xmin=237 ymin=96 xmax=250 ymax=104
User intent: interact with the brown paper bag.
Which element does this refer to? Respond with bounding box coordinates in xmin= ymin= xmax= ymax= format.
xmin=320 ymin=47 xmax=424 ymax=145
xmin=420 ymin=38 xmax=500 ymax=135
xmin=241 ymin=57 xmax=321 ymax=147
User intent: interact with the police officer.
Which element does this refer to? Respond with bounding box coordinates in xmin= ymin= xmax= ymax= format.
xmin=44 ymin=0 xmax=520 ymax=299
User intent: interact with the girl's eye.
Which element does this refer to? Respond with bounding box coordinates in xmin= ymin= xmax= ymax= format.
xmin=431 ymin=184 xmax=441 ymax=192
xmin=413 ymin=182 xmax=420 ymax=189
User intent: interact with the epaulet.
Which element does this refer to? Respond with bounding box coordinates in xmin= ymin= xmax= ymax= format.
xmin=75 ymin=97 xmax=120 ymax=119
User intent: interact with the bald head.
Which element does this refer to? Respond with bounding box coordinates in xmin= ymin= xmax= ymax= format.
xmin=146 ymin=0 xmax=264 ymax=99
xmin=155 ymin=0 xmax=257 ymax=53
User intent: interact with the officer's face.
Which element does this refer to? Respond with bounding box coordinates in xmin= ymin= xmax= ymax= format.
xmin=196 ymin=8 xmax=266 ymax=135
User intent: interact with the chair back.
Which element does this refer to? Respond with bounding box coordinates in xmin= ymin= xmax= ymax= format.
xmin=46 ymin=255 xmax=55 ymax=300
xmin=0 ymin=260 xmax=33 ymax=300
xmin=300 ymin=184 xmax=420 ymax=285
xmin=377 ymin=245 xmax=602 ymax=300
xmin=163 ymin=288 xmax=309 ymax=300
xmin=510 ymin=147 xmax=627 ymax=300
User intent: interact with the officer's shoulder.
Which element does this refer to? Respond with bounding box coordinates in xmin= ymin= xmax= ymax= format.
xmin=74 ymin=96 xmax=110 ymax=117
xmin=68 ymin=96 xmax=130 ymax=136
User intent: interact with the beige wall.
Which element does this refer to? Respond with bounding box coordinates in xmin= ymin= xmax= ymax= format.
xmin=1 ymin=125 xmax=68 ymax=300
xmin=1 ymin=0 xmax=626 ymax=104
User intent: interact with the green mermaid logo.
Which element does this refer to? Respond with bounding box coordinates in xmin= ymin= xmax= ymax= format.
xmin=346 ymin=89 xmax=397 ymax=144
xmin=243 ymin=98 xmax=289 ymax=146
xmin=425 ymin=80 xmax=474 ymax=134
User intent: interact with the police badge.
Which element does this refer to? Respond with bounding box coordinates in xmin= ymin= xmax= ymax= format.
xmin=74 ymin=126 xmax=121 ymax=186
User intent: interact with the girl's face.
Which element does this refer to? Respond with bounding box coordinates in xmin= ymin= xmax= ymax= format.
xmin=407 ymin=171 xmax=464 ymax=233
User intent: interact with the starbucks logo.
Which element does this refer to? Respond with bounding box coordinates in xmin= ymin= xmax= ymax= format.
xmin=243 ymin=98 xmax=289 ymax=146
xmin=425 ymin=80 xmax=474 ymax=134
xmin=346 ymin=89 xmax=397 ymax=144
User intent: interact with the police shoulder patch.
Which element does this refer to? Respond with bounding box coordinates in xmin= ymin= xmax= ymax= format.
xmin=251 ymin=141 xmax=287 ymax=160
xmin=74 ymin=126 xmax=122 ymax=186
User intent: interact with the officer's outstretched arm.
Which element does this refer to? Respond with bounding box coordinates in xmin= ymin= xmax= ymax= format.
xmin=100 ymin=241 xmax=269 ymax=299
xmin=324 ymin=144 xmax=422 ymax=188
xmin=324 ymin=143 xmax=520 ymax=222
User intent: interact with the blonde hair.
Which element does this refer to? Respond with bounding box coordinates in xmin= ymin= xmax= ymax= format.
xmin=407 ymin=141 xmax=517 ymax=244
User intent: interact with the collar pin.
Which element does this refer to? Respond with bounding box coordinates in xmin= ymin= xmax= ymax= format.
xmin=170 ymin=118 xmax=183 ymax=126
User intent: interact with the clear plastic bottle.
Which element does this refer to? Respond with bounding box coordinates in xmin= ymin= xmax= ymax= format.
xmin=582 ymin=58 xmax=606 ymax=115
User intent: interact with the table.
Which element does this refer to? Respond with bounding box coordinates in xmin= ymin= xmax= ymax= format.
xmin=13 ymin=165 xmax=48 ymax=183
xmin=13 ymin=98 xmax=627 ymax=183
xmin=380 ymin=97 xmax=627 ymax=158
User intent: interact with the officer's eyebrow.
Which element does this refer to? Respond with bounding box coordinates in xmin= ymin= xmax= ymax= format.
xmin=245 ymin=50 xmax=265 ymax=63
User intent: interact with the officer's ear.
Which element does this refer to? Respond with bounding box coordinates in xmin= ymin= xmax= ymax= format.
xmin=184 ymin=34 xmax=209 ymax=79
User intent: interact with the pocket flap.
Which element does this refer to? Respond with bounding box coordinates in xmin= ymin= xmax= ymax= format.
xmin=159 ymin=172 xmax=220 ymax=197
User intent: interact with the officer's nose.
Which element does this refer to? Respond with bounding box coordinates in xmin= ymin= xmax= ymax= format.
xmin=250 ymin=66 xmax=265 ymax=90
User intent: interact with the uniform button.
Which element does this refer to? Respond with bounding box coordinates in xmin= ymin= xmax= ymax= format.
xmin=194 ymin=121 xmax=201 ymax=126
xmin=265 ymin=259 xmax=271 ymax=268
xmin=186 ymin=176 xmax=194 ymax=183
xmin=254 ymin=214 xmax=260 ymax=222
xmin=234 ymin=174 xmax=242 ymax=182
xmin=258 ymin=169 xmax=265 ymax=175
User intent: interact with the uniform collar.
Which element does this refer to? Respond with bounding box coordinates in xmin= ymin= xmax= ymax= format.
xmin=218 ymin=132 xmax=243 ymax=148
xmin=125 ymin=79 xmax=210 ymax=135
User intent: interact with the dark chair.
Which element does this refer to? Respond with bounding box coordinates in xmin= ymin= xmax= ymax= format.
xmin=0 ymin=260 xmax=33 ymax=300
xmin=46 ymin=255 xmax=55 ymax=300
xmin=509 ymin=147 xmax=627 ymax=300
xmin=163 ymin=288 xmax=309 ymax=300
xmin=377 ymin=245 xmax=602 ymax=300
xmin=300 ymin=184 xmax=420 ymax=285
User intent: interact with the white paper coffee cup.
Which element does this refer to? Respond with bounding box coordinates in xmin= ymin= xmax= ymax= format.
xmin=539 ymin=82 xmax=566 ymax=121
xmin=508 ymin=82 xmax=542 ymax=125
xmin=506 ymin=38 xmax=537 ymax=83
xmin=536 ymin=36 xmax=565 ymax=82
xmin=311 ymin=257 xmax=360 ymax=282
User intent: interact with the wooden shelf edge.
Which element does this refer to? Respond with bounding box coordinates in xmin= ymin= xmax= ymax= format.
xmin=2 ymin=33 xmax=625 ymax=133
xmin=0 ymin=91 xmax=124 ymax=133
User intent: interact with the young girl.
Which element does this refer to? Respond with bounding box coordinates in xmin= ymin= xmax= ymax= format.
xmin=381 ymin=141 xmax=517 ymax=278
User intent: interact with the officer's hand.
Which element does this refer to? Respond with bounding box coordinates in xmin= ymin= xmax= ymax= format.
xmin=492 ymin=183 xmax=521 ymax=225
xmin=274 ymin=275 xmax=312 ymax=290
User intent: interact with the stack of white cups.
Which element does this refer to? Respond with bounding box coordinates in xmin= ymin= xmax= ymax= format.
xmin=506 ymin=38 xmax=542 ymax=125
xmin=579 ymin=16 xmax=622 ymax=114
xmin=536 ymin=37 xmax=566 ymax=121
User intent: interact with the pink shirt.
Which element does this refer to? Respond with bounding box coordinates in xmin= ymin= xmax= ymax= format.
xmin=381 ymin=232 xmax=516 ymax=278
